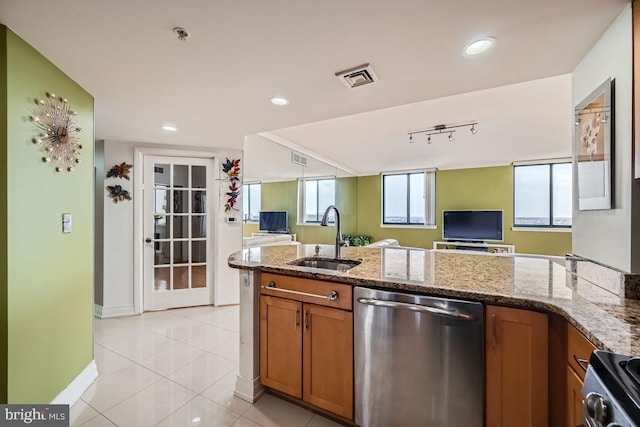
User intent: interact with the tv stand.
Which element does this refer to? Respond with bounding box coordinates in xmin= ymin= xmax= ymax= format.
xmin=433 ymin=241 xmax=515 ymax=253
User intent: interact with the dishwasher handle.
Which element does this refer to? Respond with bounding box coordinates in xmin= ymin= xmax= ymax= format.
xmin=357 ymin=297 xmax=477 ymax=321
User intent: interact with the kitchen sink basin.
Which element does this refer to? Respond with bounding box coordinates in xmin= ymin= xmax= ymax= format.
xmin=287 ymin=257 xmax=362 ymax=271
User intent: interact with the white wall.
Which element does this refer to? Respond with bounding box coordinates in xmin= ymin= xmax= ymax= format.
xmin=96 ymin=140 xmax=242 ymax=317
xmin=572 ymin=4 xmax=635 ymax=272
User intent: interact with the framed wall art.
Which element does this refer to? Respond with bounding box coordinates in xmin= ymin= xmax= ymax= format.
xmin=574 ymin=78 xmax=615 ymax=210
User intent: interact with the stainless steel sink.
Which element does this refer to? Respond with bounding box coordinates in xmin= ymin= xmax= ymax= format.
xmin=287 ymin=257 xmax=362 ymax=271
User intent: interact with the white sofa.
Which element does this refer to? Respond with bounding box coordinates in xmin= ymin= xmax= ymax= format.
xmin=243 ymin=234 xmax=301 ymax=249
xmin=367 ymin=238 xmax=399 ymax=247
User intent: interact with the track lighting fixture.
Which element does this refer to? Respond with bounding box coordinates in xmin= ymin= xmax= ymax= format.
xmin=407 ymin=121 xmax=478 ymax=144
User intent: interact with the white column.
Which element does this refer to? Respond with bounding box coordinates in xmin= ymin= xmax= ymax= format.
xmin=234 ymin=270 xmax=265 ymax=402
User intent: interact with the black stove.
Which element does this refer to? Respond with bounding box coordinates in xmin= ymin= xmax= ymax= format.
xmin=582 ymin=350 xmax=640 ymax=426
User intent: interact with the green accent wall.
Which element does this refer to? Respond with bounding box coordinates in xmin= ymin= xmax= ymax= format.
xmin=357 ymin=166 xmax=572 ymax=256
xmin=2 ymin=27 xmax=94 ymax=403
xmin=246 ymin=177 xmax=358 ymax=244
xmin=0 ymin=26 xmax=8 ymax=404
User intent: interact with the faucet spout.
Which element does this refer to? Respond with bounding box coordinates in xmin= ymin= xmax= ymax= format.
xmin=321 ymin=205 xmax=345 ymax=259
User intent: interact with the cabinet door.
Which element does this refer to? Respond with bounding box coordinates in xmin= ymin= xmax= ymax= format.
xmin=260 ymin=295 xmax=303 ymax=398
xmin=486 ymin=305 xmax=548 ymax=427
xmin=303 ymin=303 xmax=354 ymax=420
xmin=566 ymin=367 xmax=584 ymax=427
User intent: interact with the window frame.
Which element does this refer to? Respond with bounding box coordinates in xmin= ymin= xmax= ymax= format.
xmin=297 ymin=177 xmax=336 ymax=225
xmin=513 ymin=161 xmax=572 ymax=229
xmin=381 ymin=169 xmax=436 ymax=228
xmin=242 ymin=182 xmax=261 ymax=223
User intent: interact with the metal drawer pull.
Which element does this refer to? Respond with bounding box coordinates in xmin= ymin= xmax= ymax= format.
xmin=262 ymin=281 xmax=339 ymax=301
xmin=295 ymin=308 xmax=300 ymax=330
xmin=573 ymin=354 xmax=589 ymax=372
xmin=356 ymin=298 xmax=476 ymax=321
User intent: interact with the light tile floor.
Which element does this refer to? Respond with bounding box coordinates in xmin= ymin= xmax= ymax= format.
xmin=72 ymin=306 xmax=343 ymax=427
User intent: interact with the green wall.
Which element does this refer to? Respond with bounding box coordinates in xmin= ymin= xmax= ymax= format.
xmin=0 ymin=26 xmax=8 ymax=404
xmin=357 ymin=166 xmax=572 ymax=256
xmin=246 ymin=177 xmax=358 ymax=244
xmin=2 ymin=27 xmax=94 ymax=403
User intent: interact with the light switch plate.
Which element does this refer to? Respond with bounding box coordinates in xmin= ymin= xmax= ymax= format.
xmin=62 ymin=213 xmax=72 ymax=233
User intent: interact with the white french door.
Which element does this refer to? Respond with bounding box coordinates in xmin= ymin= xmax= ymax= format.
xmin=143 ymin=155 xmax=215 ymax=311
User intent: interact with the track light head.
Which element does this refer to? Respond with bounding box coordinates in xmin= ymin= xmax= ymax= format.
xmin=427 ymin=135 xmax=432 ymax=144
xmin=470 ymin=125 xmax=477 ymax=134
xmin=409 ymin=134 xmax=413 ymax=143
xmin=448 ymin=132 xmax=454 ymax=141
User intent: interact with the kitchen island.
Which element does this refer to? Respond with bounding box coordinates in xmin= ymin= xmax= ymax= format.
xmin=228 ymin=244 xmax=640 ymax=425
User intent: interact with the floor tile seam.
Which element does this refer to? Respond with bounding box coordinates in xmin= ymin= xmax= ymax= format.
xmin=195 ymin=393 xmax=245 ymax=422
xmin=202 ymin=346 xmax=240 ymax=363
xmin=98 ymin=374 xmax=165 ymax=415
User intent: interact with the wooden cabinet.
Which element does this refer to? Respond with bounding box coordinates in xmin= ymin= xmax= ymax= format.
xmin=566 ymin=324 xmax=596 ymax=427
xmin=486 ymin=305 xmax=549 ymax=427
xmin=259 ymin=273 xmax=353 ymax=420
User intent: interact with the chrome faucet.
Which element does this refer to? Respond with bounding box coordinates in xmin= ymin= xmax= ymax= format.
xmin=321 ymin=205 xmax=346 ymax=259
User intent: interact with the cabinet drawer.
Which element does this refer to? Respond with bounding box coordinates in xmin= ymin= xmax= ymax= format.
xmin=260 ymin=273 xmax=353 ymax=311
xmin=567 ymin=323 xmax=596 ymax=381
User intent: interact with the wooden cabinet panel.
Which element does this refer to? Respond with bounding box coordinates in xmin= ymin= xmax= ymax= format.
xmin=259 ymin=295 xmax=303 ymax=398
xmin=566 ymin=367 xmax=584 ymax=427
xmin=303 ymin=304 xmax=353 ymax=419
xmin=486 ymin=305 xmax=549 ymax=427
xmin=567 ymin=324 xmax=596 ymax=382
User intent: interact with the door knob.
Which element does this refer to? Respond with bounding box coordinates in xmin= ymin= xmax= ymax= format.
xmin=145 ymin=238 xmax=152 ymax=243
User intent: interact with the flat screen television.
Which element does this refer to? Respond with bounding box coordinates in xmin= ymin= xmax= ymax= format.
xmin=443 ymin=210 xmax=503 ymax=242
xmin=259 ymin=211 xmax=289 ymax=233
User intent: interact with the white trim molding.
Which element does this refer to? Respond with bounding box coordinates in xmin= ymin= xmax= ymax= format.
xmin=94 ymin=303 xmax=136 ymax=319
xmin=51 ymin=360 xmax=98 ymax=406
xmin=511 ymin=227 xmax=572 ymax=233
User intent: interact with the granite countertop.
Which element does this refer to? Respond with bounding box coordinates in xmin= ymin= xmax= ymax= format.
xmin=228 ymin=244 xmax=640 ymax=356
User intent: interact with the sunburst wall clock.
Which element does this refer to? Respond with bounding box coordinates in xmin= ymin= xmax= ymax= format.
xmin=30 ymin=92 xmax=83 ymax=172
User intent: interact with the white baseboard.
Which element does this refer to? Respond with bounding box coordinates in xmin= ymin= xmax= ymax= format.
xmin=51 ymin=360 xmax=98 ymax=406
xmin=234 ymin=374 xmax=264 ymax=403
xmin=94 ymin=304 xmax=136 ymax=319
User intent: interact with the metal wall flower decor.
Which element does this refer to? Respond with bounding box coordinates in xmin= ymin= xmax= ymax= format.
xmin=106 ymin=185 xmax=132 ymax=203
xmin=107 ymin=162 xmax=133 ymax=180
xmin=30 ymin=92 xmax=83 ymax=172
xmin=222 ymin=158 xmax=241 ymax=212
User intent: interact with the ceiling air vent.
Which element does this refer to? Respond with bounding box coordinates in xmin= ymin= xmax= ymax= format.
xmin=335 ymin=63 xmax=379 ymax=88
xmin=291 ymin=151 xmax=308 ymax=167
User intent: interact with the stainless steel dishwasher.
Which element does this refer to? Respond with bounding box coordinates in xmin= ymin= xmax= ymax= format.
xmin=355 ymin=287 xmax=484 ymax=427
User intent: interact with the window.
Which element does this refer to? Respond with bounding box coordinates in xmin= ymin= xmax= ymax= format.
xmin=514 ymin=162 xmax=572 ymax=227
xmin=299 ymin=178 xmax=335 ymax=223
xmin=243 ymin=183 xmax=261 ymax=222
xmin=382 ymin=171 xmax=435 ymax=226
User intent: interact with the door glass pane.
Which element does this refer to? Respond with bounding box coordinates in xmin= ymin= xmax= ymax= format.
xmin=173 ymin=241 xmax=189 ymax=264
xmin=173 ymin=216 xmax=189 ymax=239
xmin=192 ymin=166 xmax=206 ymax=188
xmin=192 ymin=265 xmax=206 ymax=288
xmin=173 ymin=266 xmax=189 ymax=290
xmin=192 ymin=241 xmax=206 ymax=263
xmin=318 ymin=179 xmax=335 ymax=221
xmin=514 ymin=165 xmax=550 ymax=226
xmin=154 ymin=217 xmax=170 ymax=239
xmin=154 ymin=242 xmax=171 ymax=265
xmin=173 ymin=190 xmax=188 ymax=214
xmin=304 ymin=180 xmax=318 ymax=222
xmin=384 ymin=174 xmax=408 ymax=223
xmin=174 ymin=165 xmax=189 ymax=187
xmin=154 ymin=267 xmax=170 ymax=291
xmin=552 ymin=163 xmax=572 ymax=226
xmin=154 ymin=189 xmax=169 ymax=215
xmin=193 ymin=191 xmax=206 ymax=213
xmin=192 ymin=216 xmax=207 ymax=238
xmin=154 ymin=164 xmax=170 ymax=186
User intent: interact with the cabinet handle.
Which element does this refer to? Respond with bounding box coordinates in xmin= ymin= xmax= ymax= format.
xmin=303 ymin=310 xmax=309 ymax=331
xmin=573 ymin=354 xmax=589 ymax=372
xmin=295 ymin=308 xmax=300 ymax=330
xmin=262 ymin=281 xmax=339 ymax=301
xmin=492 ymin=314 xmax=497 ymax=348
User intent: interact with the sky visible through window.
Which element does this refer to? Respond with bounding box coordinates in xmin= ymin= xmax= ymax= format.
xmin=243 ymin=183 xmax=261 ymax=222
xmin=514 ymin=163 xmax=571 ymax=226
xmin=384 ymin=173 xmax=425 ymax=224
xmin=304 ymin=179 xmax=335 ymax=222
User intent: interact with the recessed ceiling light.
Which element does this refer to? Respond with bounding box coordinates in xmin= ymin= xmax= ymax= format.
xmin=161 ymin=124 xmax=178 ymax=132
xmin=269 ymin=96 xmax=289 ymax=106
xmin=462 ymin=37 xmax=496 ymax=57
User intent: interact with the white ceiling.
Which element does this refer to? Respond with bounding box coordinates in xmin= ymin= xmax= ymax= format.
xmin=0 ymin=0 xmax=628 ymax=174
